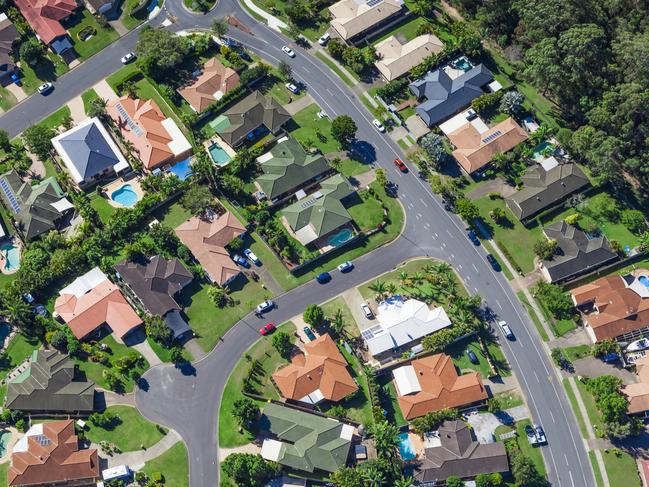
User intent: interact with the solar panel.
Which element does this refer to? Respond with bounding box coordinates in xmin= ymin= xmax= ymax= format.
xmin=299 ymin=196 xmax=319 ymax=209
xmin=366 ymin=0 xmax=382 ymax=6
xmin=361 ymin=329 xmax=375 ymax=340
xmin=115 ymin=102 xmax=144 ymax=137
xmin=34 ymin=434 xmax=52 ymax=446
xmin=0 ymin=178 xmax=21 ymax=213
xmin=481 ymin=130 xmax=502 ymax=144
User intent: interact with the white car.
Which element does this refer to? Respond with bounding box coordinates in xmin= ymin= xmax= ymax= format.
xmin=256 ymin=300 xmax=274 ymax=314
xmin=360 ymin=303 xmax=374 ymax=319
xmin=372 ymin=119 xmax=386 ymax=132
xmin=318 ymin=33 xmax=331 ymax=46
xmin=38 ymin=82 xmax=53 ymax=95
xmin=243 ymin=248 xmax=260 ymax=265
xmin=499 ymin=320 xmax=514 ymax=339
xmin=120 ymin=51 xmax=136 ymax=64
xmin=281 ymin=45 xmax=295 ymax=58
xmin=285 ymin=82 xmax=299 ymax=94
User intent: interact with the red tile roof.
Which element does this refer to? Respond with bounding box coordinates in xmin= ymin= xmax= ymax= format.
xmin=14 ymin=0 xmax=76 ymax=44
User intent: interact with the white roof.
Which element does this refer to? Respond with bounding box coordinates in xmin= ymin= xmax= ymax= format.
xmin=13 ymin=423 xmax=44 ymax=453
xmin=299 ymin=388 xmax=325 ymax=404
xmin=161 ymin=118 xmax=192 ymax=157
xmin=59 ymin=266 xmax=108 ymax=298
xmin=392 ymin=364 xmax=422 ymax=395
xmin=487 ymin=80 xmax=503 ymax=92
xmin=261 ymin=439 xmax=284 ymax=462
xmin=439 ymin=109 xmax=488 ymax=136
xmin=540 ymin=156 xmax=559 ymax=171
xmin=340 ymin=423 xmax=355 ymax=441
xmin=102 ymin=465 xmax=130 ymax=480
xmin=50 ymin=197 xmax=74 ymax=213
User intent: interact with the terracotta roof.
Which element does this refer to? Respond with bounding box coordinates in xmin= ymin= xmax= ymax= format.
xmin=179 ymin=58 xmax=240 ymax=113
xmin=8 ymin=420 xmax=99 ymax=486
xmin=394 ymin=354 xmax=487 ymax=420
xmin=55 ymin=267 xmax=143 ymax=340
xmin=571 ymin=269 xmax=649 ymax=341
xmin=174 ymin=210 xmax=246 ymax=285
xmin=14 ymin=0 xmax=76 ymax=44
xmin=272 ymin=334 xmax=358 ymax=403
xmin=448 ymin=117 xmax=528 ymax=174
xmin=375 ymin=34 xmax=444 ymax=81
xmin=624 ymin=356 xmax=649 ymax=414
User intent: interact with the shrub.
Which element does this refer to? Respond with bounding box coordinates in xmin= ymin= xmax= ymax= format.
xmin=621 ymin=209 xmax=647 ymax=234
xmin=534 ymin=282 xmax=574 ymax=320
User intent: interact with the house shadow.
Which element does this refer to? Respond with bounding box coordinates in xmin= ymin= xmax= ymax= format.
xmin=349 ymin=140 xmax=376 ymax=165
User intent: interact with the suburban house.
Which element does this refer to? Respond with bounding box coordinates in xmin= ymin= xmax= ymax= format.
xmin=622 ymin=355 xmax=649 ymax=417
xmin=571 ymin=269 xmax=649 ymax=342
xmin=506 ymin=163 xmax=590 ymax=221
xmin=361 ymin=296 xmax=452 ymax=361
xmin=8 ymin=420 xmax=100 ymax=487
xmin=85 ymin=0 xmax=113 ymax=15
xmin=393 ymin=353 xmax=487 ymax=420
xmin=51 ymin=117 xmax=130 ymax=190
xmin=0 ymin=170 xmax=74 ymax=241
xmin=107 ymin=96 xmax=192 ymax=172
xmin=0 ymin=13 xmax=19 ymax=82
xmin=272 ymin=333 xmax=358 ymax=404
xmin=179 ymin=57 xmax=240 ymax=113
xmin=414 ymin=420 xmax=509 ymax=484
xmin=254 ymin=136 xmax=332 ymax=206
xmin=538 ymin=221 xmax=618 ymax=283
xmin=174 ymin=209 xmax=246 ymax=286
xmin=280 ymin=173 xmax=355 ymax=247
xmin=328 ymin=0 xmax=404 ymax=43
xmin=54 ymin=266 xmax=143 ymax=341
xmin=212 ymin=91 xmax=291 ymax=148
xmin=375 ymin=34 xmax=444 ymax=82
xmin=114 ymin=256 xmax=194 ymax=340
xmin=14 ymin=0 xmax=77 ymax=54
xmin=5 ymin=349 xmax=95 ymax=413
xmin=447 ymin=117 xmax=528 ymax=175
xmin=260 ymin=403 xmax=354 ymax=473
xmin=409 ymin=64 xmax=493 ymax=127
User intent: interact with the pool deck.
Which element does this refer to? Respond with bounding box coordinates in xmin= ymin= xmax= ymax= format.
xmin=104 ymin=176 xmax=145 ymax=208
xmin=0 ymin=238 xmax=22 ymax=275
xmin=0 ymin=427 xmax=19 ymax=464
xmin=203 ymin=135 xmax=236 ymax=168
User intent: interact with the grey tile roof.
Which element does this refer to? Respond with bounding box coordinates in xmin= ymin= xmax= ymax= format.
xmin=0 ymin=15 xmax=18 ymax=71
xmin=410 ymin=64 xmax=493 ymax=127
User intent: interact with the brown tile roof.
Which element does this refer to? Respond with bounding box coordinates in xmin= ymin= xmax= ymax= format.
xmin=14 ymin=0 xmax=76 ymax=44
xmin=179 ymin=58 xmax=240 ymax=113
xmin=571 ymin=269 xmax=649 ymax=341
xmin=272 ymin=334 xmax=358 ymax=403
xmin=174 ymin=210 xmax=246 ymax=285
xmin=449 ymin=117 xmax=528 ymax=174
xmin=0 ymin=15 xmax=19 ymax=70
xmin=394 ymin=354 xmax=487 ymax=420
xmin=8 ymin=420 xmax=99 ymax=486
xmin=624 ymin=356 xmax=649 ymax=414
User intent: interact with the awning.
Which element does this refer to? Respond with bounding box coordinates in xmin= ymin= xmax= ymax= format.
xmin=164 ymin=309 xmax=191 ymax=339
xmin=50 ymin=36 xmax=73 ymax=54
xmin=261 ymin=439 xmax=283 ymax=462
xmin=50 ymin=198 xmax=74 ymax=213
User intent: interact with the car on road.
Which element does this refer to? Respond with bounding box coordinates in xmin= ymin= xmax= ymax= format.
xmin=394 ymin=158 xmax=408 ymax=172
xmin=303 ymin=326 xmax=317 ymax=341
xmin=466 ymin=349 xmax=479 ymax=364
xmin=256 ymin=300 xmax=274 ymax=314
xmin=318 ymin=32 xmax=330 ymax=46
xmin=486 ymin=254 xmax=501 ymax=271
xmin=372 ymin=119 xmax=386 ymax=132
xmin=38 ymin=82 xmax=53 ymax=95
xmin=534 ymin=424 xmax=547 ymax=444
xmin=282 ymin=45 xmax=295 ymax=57
xmin=360 ymin=303 xmax=374 ymax=319
xmin=467 ymin=229 xmax=480 ymax=245
xmin=243 ymin=248 xmax=261 ymax=265
xmin=525 ymin=424 xmax=538 ymax=444
xmin=499 ymin=320 xmax=514 ymax=340
xmin=285 ymin=82 xmax=299 ymax=94
xmin=316 ymin=272 xmax=331 ymax=284
xmin=337 ymin=261 xmax=353 ymax=273
xmin=120 ymin=52 xmax=136 ymax=64
xmin=259 ymin=323 xmax=276 ymax=335
xmin=233 ymin=254 xmax=250 ymax=268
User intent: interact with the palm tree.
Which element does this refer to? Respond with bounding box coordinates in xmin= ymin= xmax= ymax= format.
xmin=530 ymin=123 xmax=552 ymax=145
xmin=409 ymin=0 xmax=433 ymax=17
xmin=368 ymin=280 xmax=386 ymax=302
xmin=211 ymin=17 xmax=228 ymax=37
xmin=398 ymin=271 xmax=410 ymax=288
xmin=491 ymin=152 xmax=508 ymax=171
xmin=3 ymin=294 xmax=32 ymax=328
xmin=370 ymin=421 xmax=400 ymax=461
xmin=330 ymin=309 xmax=346 ymax=337
xmin=362 ymin=465 xmax=385 ymax=487
xmin=433 ymin=262 xmax=452 ymax=275
xmin=412 ymin=271 xmax=424 ymax=283
xmin=394 ymin=476 xmax=414 ymax=487
xmin=385 ymin=282 xmax=398 ymax=297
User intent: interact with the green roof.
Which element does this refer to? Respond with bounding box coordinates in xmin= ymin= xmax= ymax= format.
xmin=261 ymin=403 xmax=353 ymax=473
xmin=281 ymin=174 xmax=354 ymax=245
xmin=255 ymin=137 xmax=330 ymax=200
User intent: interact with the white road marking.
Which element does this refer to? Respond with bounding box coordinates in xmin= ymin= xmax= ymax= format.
xmin=550 ymin=411 xmax=556 ymax=423
xmin=458 ymin=264 xmax=463 ymax=270
xmin=434 ymin=232 xmax=439 ymax=238
xmin=466 ymin=275 xmax=470 ymax=281
xmin=446 ymin=229 xmax=453 ymax=237
xmin=424 ymin=223 xmax=430 ymax=229
xmin=419 ymin=198 xmax=428 ymax=207
xmin=495 ymin=299 xmax=503 ymax=310
xmin=431 ymin=233 xmax=436 ymax=240
xmin=534 ymin=370 xmax=540 ymax=383
xmin=472 ymin=263 xmax=479 ymax=273
xmin=417 ymin=213 xmax=422 ymax=219
xmin=569 ymin=469 xmax=575 ymax=487
xmin=450 ymin=254 xmax=455 ymax=259
xmin=565 ymin=453 xmax=569 ymax=465
xmin=442 ymin=242 xmax=447 ymax=248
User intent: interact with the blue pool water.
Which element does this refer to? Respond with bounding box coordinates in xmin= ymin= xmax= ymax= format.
xmin=1 ymin=243 xmax=20 ymax=270
xmin=0 ymin=322 xmax=10 ymax=344
xmin=398 ymin=433 xmax=416 ymax=461
xmin=327 ymin=228 xmax=353 ymax=247
xmin=639 ymin=276 xmax=649 ymax=287
xmin=111 ymin=184 xmax=139 ymax=207
xmin=533 ymin=141 xmax=556 ymax=158
xmin=0 ymin=430 xmax=11 ymax=458
xmin=208 ymin=142 xmax=232 ymax=166
xmin=454 ymin=58 xmax=472 ymax=71
xmin=169 ymin=157 xmax=193 ymax=181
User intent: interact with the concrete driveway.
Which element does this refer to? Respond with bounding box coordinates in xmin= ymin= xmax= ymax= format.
xmin=466 ymin=405 xmax=529 ymax=443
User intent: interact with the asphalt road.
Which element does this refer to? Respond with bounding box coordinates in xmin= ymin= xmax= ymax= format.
xmin=0 ymin=4 xmax=594 ymax=486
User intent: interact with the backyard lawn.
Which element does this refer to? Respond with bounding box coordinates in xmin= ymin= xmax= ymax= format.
xmin=371 ymin=16 xmax=431 ymax=44
xmin=90 ymin=193 xmax=117 ymax=222
xmin=65 ymin=10 xmax=119 ymax=60
xmin=85 ymin=405 xmax=166 ymax=451
xmin=152 ymin=200 xmax=192 ymax=229
xmin=0 ymin=333 xmax=41 ymax=383
xmin=141 ymin=441 xmax=189 ymax=487
xmin=289 ymin=103 xmax=340 ymax=154
xmin=218 ymin=321 xmax=296 ymax=448
xmin=320 ymin=296 xmax=360 ymax=337
xmin=378 ymin=376 xmax=408 ymax=428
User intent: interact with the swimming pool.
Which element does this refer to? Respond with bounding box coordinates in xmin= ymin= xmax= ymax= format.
xmin=454 ymin=57 xmax=472 ymax=71
xmin=398 ymin=432 xmax=416 ymax=461
xmin=111 ymin=184 xmax=139 ymax=207
xmin=0 ymin=322 xmax=10 ymax=345
xmin=169 ymin=157 xmax=193 ymax=181
xmin=639 ymin=275 xmax=649 ymax=287
xmin=0 ymin=430 xmax=12 ymax=458
xmin=1 ymin=242 xmax=20 ymax=270
xmin=208 ymin=142 xmax=232 ymax=166
xmin=327 ymin=228 xmax=353 ymax=247
xmin=533 ymin=141 xmax=556 ymax=159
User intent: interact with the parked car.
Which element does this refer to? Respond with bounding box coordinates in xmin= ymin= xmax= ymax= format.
xmin=467 ymin=229 xmax=480 ymax=245
xmin=337 ymin=261 xmax=353 ymax=273
xmin=120 ymin=51 xmax=136 ymax=64
xmin=499 ymin=320 xmax=514 ymax=340
xmin=394 ymin=158 xmax=408 ymax=172
xmin=38 ymin=82 xmax=53 ymax=95
xmin=318 ymin=32 xmax=331 ymax=46
xmin=303 ymin=326 xmax=317 ymax=341
xmin=601 ymin=352 xmax=620 ymax=363
xmin=256 ymin=300 xmax=274 ymax=313
xmin=259 ymin=323 xmax=276 ymax=335
xmin=243 ymin=248 xmax=261 ymax=265
xmin=525 ymin=424 xmax=538 ymax=444
xmin=534 ymin=424 xmax=547 ymax=444
xmin=233 ymin=254 xmax=250 ymax=268
xmin=285 ymin=82 xmax=299 ymax=94
xmin=466 ymin=349 xmax=479 ymax=364
xmin=316 ymin=272 xmax=331 ymax=284
xmin=360 ymin=303 xmax=374 ymax=319
xmin=372 ymin=119 xmax=386 ymax=132
xmin=486 ymin=254 xmax=501 ymax=271
xmin=33 ymin=305 xmax=48 ymax=317
xmin=282 ymin=45 xmax=295 ymax=57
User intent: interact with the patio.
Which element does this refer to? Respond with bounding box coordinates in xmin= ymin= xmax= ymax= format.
xmin=102 ymin=175 xmax=144 ymax=208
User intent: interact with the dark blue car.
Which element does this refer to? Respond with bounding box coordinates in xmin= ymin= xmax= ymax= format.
xmin=316 ymin=272 xmax=331 ymax=284
xmin=467 ymin=230 xmax=480 ymax=245
xmin=486 ymin=254 xmax=501 ymax=271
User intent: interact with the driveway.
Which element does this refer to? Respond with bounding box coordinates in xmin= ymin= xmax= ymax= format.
xmin=341 ymin=288 xmax=374 ymax=331
xmin=573 ymin=356 xmax=638 ymax=384
xmin=466 ymin=405 xmax=529 ymax=443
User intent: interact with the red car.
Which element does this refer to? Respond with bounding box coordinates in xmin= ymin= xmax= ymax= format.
xmin=260 ymin=323 xmax=276 ymax=335
xmin=394 ymin=158 xmax=408 ymax=172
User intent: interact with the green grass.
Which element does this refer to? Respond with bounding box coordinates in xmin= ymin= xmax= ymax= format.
xmin=289 ymin=103 xmax=340 ymax=154
xmin=258 ymin=74 xmax=306 ymax=106
xmin=314 ymin=52 xmax=356 ymax=88
xmin=178 ymin=278 xmax=272 ymax=353
xmin=562 ymin=344 xmax=592 ymax=362
xmin=18 ymin=51 xmax=68 ymax=95
xmin=85 ymin=405 xmax=165 ymax=451
xmin=320 ymin=296 xmax=360 ymax=337
xmin=36 ymin=106 xmax=71 ymax=131
xmin=347 ymin=191 xmax=385 ymax=232
xmin=90 ymin=193 xmax=117 ymax=222
xmin=336 ymin=158 xmax=372 ymax=178
xmin=589 ymin=451 xmax=605 ymax=487
xmin=601 ymin=449 xmax=641 ymax=487
xmin=574 ymin=378 xmax=604 ymax=435
xmin=81 ymin=88 xmax=100 ymax=115
xmin=106 ymin=63 xmax=140 ymax=92
xmin=0 ymin=333 xmax=41 ymax=382
xmin=146 ymin=337 xmax=193 ymax=363
xmin=141 ymin=441 xmax=189 ymax=486
xmin=371 ymin=16 xmax=430 ymax=44
xmin=247 ymin=232 xmax=299 ymax=291
xmin=0 ymin=463 xmax=7 ymax=487
xmin=152 ymin=200 xmax=192 ymax=229
xmin=65 ymin=10 xmax=119 ymax=60
xmin=481 ymin=240 xmax=514 ymax=280
xmin=514 ymin=420 xmax=547 ymax=477
xmin=516 ymin=291 xmax=549 ymax=341
xmin=380 ymin=378 xmax=408 ymax=428
xmin=397 ymin=139 xmax=409 ymax=150
xmin=74 ymin=335 xmax=149 ymax=393
xmin=447 ymin=337 xmax=493 ymax=379
xmin=120 ymin=0 xmax=147 ymax=30
xmin=562 ymin=378 xmax=589 ymax=438
xmin=493 ymin=390 xmax=523 ymax=409
xmin=218 ymin=321 xmax=296 ymax=448
xmin=132 ymin=77 xmax=186 ymax=127
xmin=535 ymin=295 xmax=577 ymax=337
xmin=0 ymin=85 xmax=17 ymax=111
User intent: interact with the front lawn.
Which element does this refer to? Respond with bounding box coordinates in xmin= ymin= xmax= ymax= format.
xmin=18 ymin=52 xmax=68 ymax=95
xmin=247 ymin=233 xmax=300 ymax=291
xmin=146 ymin=337 xmax=193 ymax=363
xmin=36 ymin=106 xmax=71 ymax=131
xmin=141 ymin=441 xmax=189 ymax=487
xmin=496 ymin=420 xmax=547 ymax=478
xmin=119 ymin=0 xmax=148 ymax=30
xmin=81 ymin=88 xmax=100 ymax=114
xmin=601 ymin=449 xmax=641 ymax=487
xmin=346 ymin=191 xmax=385 ymax=232
xmin=65 ymin=10 xmax=119 ymax=60
xmin=447 ymin=337 xmax=495 ymax=379
xmin=320 ymin=296 xmax=360 ymax=337
xmin=257 ymin=74 xmax=306 ymax=106
xmin=337 ymin=158 xmax=372 ymax=178
xmin=492 ymin=390 xmax=523 ymax=409
xmin=218 ymin=322 xmax=296 ymax=448
xmin=85 ymin=405 xmax=166 ymax=451
xmin=289 ymin=103 xmax=340 ymax=154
